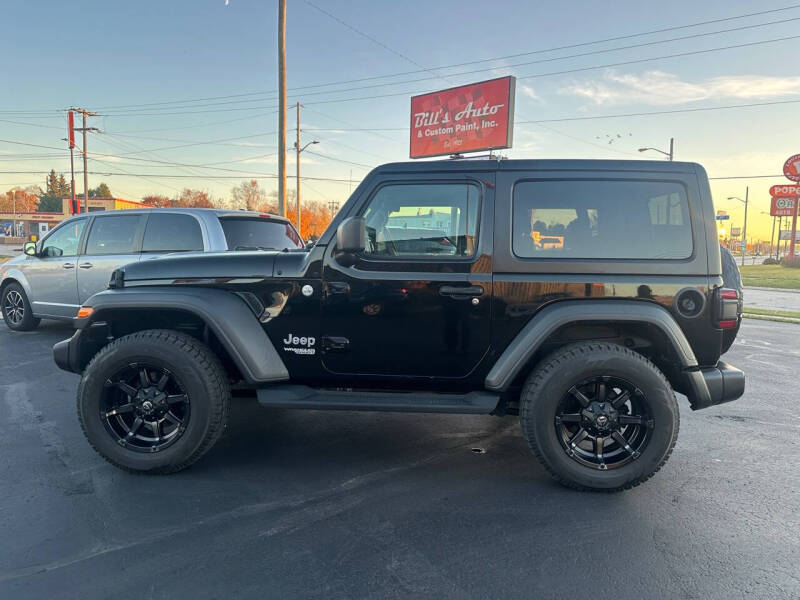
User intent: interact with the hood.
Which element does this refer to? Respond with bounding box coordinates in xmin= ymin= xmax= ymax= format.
xmin=121 ymin=251 xmax=278 ymax=284
xmin=0 ymin=254 xmax=26 ymax=275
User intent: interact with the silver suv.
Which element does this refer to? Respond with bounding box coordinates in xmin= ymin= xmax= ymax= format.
xmin=0 ymin=208 xmax=303 ymax=331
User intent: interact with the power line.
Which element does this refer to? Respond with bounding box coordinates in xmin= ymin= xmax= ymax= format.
xmin=304 ymin=149 xmax=373 ymax=169
xmin=79 ymin=3 xmax=800 ymax=112
xmin=91 ymin=16 xmax=800 ymax=118
xmin=517 ymin=98 xmax=800 ymax=123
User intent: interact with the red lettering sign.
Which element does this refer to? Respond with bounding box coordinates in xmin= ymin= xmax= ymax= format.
xmin=770 ymin=184 xmax=800 ymax=197
xmin=410 ymin=76 xmax=515 ymax=159
xmin=771 ymin=196 xmax=796 ymax=217
xmin=784 ymin=154 xmax=800 ymax=182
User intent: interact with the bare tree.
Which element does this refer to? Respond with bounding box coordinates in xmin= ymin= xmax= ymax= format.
xmin=231 ymin=179 xmax=267 ymax=211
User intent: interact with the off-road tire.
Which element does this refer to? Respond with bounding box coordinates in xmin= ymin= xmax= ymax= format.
xmin=1 ymin=282 xmax=40 ymax=331
xmin=520 ymin=342 xmax=679 ymax=492
xmin=77 ymin=329 xmax=230 ymax=474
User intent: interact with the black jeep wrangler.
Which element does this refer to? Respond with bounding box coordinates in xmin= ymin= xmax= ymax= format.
xmin=53 ymin=159 xmax=745 ymax=491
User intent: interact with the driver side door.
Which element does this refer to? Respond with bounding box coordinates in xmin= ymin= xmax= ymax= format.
xmin=321 ymin=174 xmax=494 ymax=382
xmin=24 ymin=217 xmax=88 ymax=318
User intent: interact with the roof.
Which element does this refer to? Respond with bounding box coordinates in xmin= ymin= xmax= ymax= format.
xmin=54 ymin=207 xmax=290 ymax=223
xmin=61 ymin=195 xmax=147 ymax=205
xmin=372 ymin=158 xmax=701 ymax=174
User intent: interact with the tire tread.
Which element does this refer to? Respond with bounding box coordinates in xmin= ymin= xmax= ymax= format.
xmin=77 ymin=329 xmax=230 ymax=475
xmin=520 ymin=342 xmax=679 ymax=492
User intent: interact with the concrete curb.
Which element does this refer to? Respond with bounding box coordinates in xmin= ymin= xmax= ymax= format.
xmin=745 ymin=286 xmax=800 ymax=294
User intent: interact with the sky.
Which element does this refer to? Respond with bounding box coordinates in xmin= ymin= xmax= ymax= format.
xmin=2 ymin=0 xmax=800 ymax=240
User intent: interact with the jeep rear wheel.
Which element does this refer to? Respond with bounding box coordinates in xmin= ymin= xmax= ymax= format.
xmin=77 ymin=329 xmax=230 ymax=474
xmin=520 ymin=342 xmax=679 ymax=492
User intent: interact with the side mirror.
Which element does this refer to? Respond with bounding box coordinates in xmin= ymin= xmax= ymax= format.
xmin=336 ymin=217 xmax=366 ymax=254
xmin=23 ymin=242 xmax=37 ymax=257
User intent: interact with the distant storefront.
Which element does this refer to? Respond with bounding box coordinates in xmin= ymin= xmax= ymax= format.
xmin=0 ymin=196 xmax=145 ymax=243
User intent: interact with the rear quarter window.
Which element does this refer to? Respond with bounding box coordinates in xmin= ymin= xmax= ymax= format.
xmin=142 ymin=213 xmax=204 ymax=253
xmin=512 ymin=179 xmax=693 ymax=260
xmin=219 ymin=217 xmax=303 ymax=251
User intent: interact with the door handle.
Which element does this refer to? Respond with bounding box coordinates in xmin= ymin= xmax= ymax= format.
xmin=62 ymin=263 xmax=75 ymax=269
xmin=439 ymin=285 xmax=483 ymax=297
xmin=326 ymin=282 xmax=350 ymax=295
xmin=79 ymin=262 xmax=93 ymax=269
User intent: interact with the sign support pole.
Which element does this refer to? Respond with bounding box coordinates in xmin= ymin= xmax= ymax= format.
xmin=790 ymin=196 xmax=799 ymax=260
xmin=771 ymin=215 xmax=777 ymax=261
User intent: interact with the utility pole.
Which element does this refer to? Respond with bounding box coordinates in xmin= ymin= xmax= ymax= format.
xmin=742 ymin=186 xmax=748 ymax=265
xmin=277 ymin=0 xmax=287 ymax=216
xmin=67 ymin=110 xmax=76 ymax=214
xmin=296 ymin=102 xmax=301 ymax=232
xmin=668 ymin=137 xmax=674 ymax=161
xmin=72 ymin=108 xmax=100 ymax=213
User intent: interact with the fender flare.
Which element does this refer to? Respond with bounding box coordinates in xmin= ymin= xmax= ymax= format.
xmin=73 ymin=287 xmax=289 ymax=384
xmin=1 ymin=268 xmax=34 ymax=303
xmin=485 ymin=300 xmax=700 ymax=392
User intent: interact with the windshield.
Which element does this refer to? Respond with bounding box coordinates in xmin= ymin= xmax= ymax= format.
xmin=219 ymin=217 xmax=303 ymax=251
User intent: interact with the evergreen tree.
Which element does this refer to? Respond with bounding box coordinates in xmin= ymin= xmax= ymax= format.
xmin=88 ymin=182 xmax=112 ymax=198
xmin=57 ymin=174 xmax=71 ymax=196
xmin=46 ymin=170 xmax=58 ymax=195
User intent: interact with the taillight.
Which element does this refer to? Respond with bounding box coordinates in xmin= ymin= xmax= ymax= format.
xmin=714 ymin=287 xmax=740 ymax=329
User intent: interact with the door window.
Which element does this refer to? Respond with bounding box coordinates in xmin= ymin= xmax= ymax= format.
xmin=84 ymin=215 xmax=142 ymax=255
xmin=360 ymin=182 xmax=480 ymax=258
xmin=512 ymin=180 xmax=692 ymax=259
xmin=40 ymin=218 xmax=86 ymax=257
xmin=142 ymin=213 xmax=204 ymax=253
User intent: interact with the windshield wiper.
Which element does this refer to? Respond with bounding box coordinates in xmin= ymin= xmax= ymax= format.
xmin=233 ymin=245 xmax=279 ymax=251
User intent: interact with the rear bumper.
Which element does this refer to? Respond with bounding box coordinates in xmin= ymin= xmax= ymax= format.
xmin=684 ymin=361 xmax=745 ymax=411
xmin=53 ymin=330 xmax=83 ymax=374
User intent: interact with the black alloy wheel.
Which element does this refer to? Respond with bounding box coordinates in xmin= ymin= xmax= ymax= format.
xmin=3 ymin=288 xmax=25 ymax=327
xmin=78 ymin=329 xmax=229 ymax=474
xmin=101 ymin=363 xmax=191 ymax=453
xmin=554 ymin=376 xmax=653 ymax=471
xmin=520 ymin=342 xmax=679 ymax=492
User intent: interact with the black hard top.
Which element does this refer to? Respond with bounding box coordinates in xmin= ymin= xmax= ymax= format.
xmin=372 ymin=158 xmax=701 ymax=175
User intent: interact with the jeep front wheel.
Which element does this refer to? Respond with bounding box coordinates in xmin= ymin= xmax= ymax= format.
xmin=77 ymin=329 xmax=230 ymax=474
xmin=520 ymin=342 xmax=679 ymax=492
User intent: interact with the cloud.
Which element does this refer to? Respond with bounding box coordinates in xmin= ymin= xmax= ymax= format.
xmin=560 ymin=70 xmax=800 ymax=106
xmin=520 ymin=84 xmax=543 ymax=103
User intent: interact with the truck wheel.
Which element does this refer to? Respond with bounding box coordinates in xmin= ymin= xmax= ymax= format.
xmin=1 ymin=282 xmax=40 ymax=331
xmin=77 ymin=329 xmax=230 ymax=474
xmin=520 ymin=342 xmax=679 ymax=492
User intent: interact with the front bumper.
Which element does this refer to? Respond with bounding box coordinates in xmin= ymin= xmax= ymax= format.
xmin=53 ymin=329 xmax=83 ymax=374
xmin=684 ymin=361 xmax=745 ymax=411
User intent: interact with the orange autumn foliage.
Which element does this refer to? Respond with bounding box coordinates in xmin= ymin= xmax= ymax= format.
xmin=284 ymin=202 xmax=334 ymax=240
xmin=0 ymin=189 xmax=39 ymax=213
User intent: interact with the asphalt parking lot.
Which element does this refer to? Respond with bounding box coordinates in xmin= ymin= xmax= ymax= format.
xmin=1 ymin=319 xmax=798 ymax=599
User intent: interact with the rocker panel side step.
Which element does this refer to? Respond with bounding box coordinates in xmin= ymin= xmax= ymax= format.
xmin=256 ymin=385 xmax=500 ymax=414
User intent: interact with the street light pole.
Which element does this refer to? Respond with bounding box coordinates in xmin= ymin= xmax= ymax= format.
xmin=727 ymin=189 xmax=749 ymax=266
xmin=638 ymin=138 xmax=675 ymax=161
xmin=293 ymin=121 xmax=319 ymax=237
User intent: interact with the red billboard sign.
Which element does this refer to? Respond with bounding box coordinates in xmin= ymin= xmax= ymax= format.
xmin=410 ymin=76 xmax=515 ymax=159
xmin=772 ymin=196 xmax=797 ymax=217
xmin=67 ymin=110 xmax=75 ymax=149
xmin=784 ymin=154 xmax=800 ymax=182
xmin=770 ymin=184 xmax=800 ymax=197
